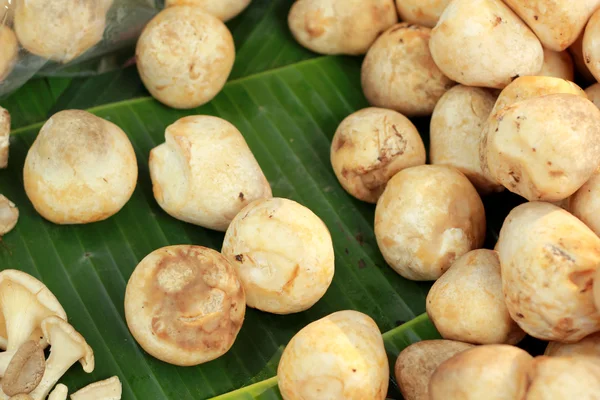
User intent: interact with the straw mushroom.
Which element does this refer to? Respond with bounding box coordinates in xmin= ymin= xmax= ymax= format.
xmin=125 ymin=245 xmax=245 ymax=366
xmin=526 ymin=356 xmax=600 ymax=399
xmin=0 ymin=106 xmax=9 ymax=168
xmin=0 ymin=195 xmax=18 ymax=236
xmin=429 ymin=0 xmax=543 ymax=89
xmin=2 ymin=341 xmax=45 ymax=396
xmin=394 ymin=0 xmax=451 ymax=28
xmin=287 ymin=0 xmax=397 ymax=56
xmin=361 ymin=23 xmax=454 ymax=117
xmin=48 ymin=384 xmax=68 ymax=400
xmin=569 ymin=170 xmax=600 ymax=236
xmin=374 ymin=165 xmax=486 ymax=281
xmin=222 ymin=198 xmax=335 ymax=314
xmin=585 ymin=83 xmax=600 ymax=108
xmin=14 ymin=0 xmax=113 ymax=63
xmin=537 ymin=49 xmax=575 ymax=80
xmin=0 ymin=25 xmax=17 ymax=82
xmin=395 ymin=339 xmax=474 ymax=400
xmin=23 ymin=110 xmax=138 ymax=225
xmin=584 ymin=8 xmax=600 ymax=85
xmin=136 ymin=6 xmax=235 ymax=109
xmin=429 ymin=345 xmax=532 ymax=400
xmin=545 ymin=332 xmax=600 ymax=357
xmin=70 ymin=376 xmax=121 ymax=400
xmin=165 ymin=0 xmax=251 ymax=21
xmin=570 ymin=32 xmax=596 ymax=83
xmin=497 ymin=202 xmax=600 ymax=342
xmin=10 ymin=395 xmax=33 ymax=400
xmin=278 ymin=310 xmax=389 ymax=400
xmin=330 ymin=107 xmax=426 ymax=203
xmin=149 ymin=116 xmax=272 ymax=232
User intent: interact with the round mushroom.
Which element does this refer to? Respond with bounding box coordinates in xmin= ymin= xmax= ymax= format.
xmin=537 ymin=48 xmax=575 ymax=80
xmin=429 ymin=0 xmax=543 ymax=89
xmin=427 ymin=249 xmax=525 ymax=345
xmin=136 ymin=6 xmax=235 ymax=109
xmin=277 ymin=310 xmax=389 ymax=400
xmin=394 ymin=0 xmax=451 ymax=28
xmin=545 ymin=332 xmax=600 ymax=357
xmin=395 ymin=339 xmax=474 ymax=400
xmin=429 ymin=345 xmax=532 ymax=400
xmin=222 ymin=198 xmax=334 ymax=314
xmin=585 ymin=83 xmax=600 ymax=108
xmin=568 ymin=169 xmax=600 ymax=236
xmin=526 ymin=356 xmax=600 ymax=399
xmin=374 ymin=165 xmax=486 ymax=281
xmin=149 ymin=116 xmax=272 ymax=232
xmin=125 ymin=245 xmax=245 ymax=366
xmin=14 ymin=0 xmax=113 ymax=63
xmin=429 ymin=85 xmax=502 ymax=194
xmin=584 ymin=8 xmax=600 ymax=83
xmin=23 ymin=110 xmax=138 ymax=225
xmin=362 ymin=23 xmax=454 ymax=117
xmin=496 ymin=202 xmax=600 ymax=342
xmin=330 ymin=107 xmax=426 ymax=203
xmin=164 ymin=0 xmax=251 ymax=22
xmin=0 ymin=25 xmax=17 ymax=82
xmin=287 ymin=0 xmax=397 ymax=56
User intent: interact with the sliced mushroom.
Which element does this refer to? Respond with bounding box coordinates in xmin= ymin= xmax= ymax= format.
xmin=0 ymin=195 xmax=18 ymax=236
xmin=48 ymin=384 xmax=67 ymax=400
xmin=2 ymin=340 xmax=45 ymax=395
xmin=0 ymin=107 xmax=9 ymax=168
xmin=70 ymin=376 xmax=121 ymax=400
xmin=29 ymin=317 xmax=94 ymax=400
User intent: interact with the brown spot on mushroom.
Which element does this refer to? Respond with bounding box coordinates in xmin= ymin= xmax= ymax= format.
xmin=238 ymin=192 xmax=244 ymax=201
xmin=534 ymin=15 xmax=539 ymax=20
xmin=235 ymin=254 xmax=244 ymax=262
xmin=508 ymin=170 xmax=521 ymax=184
xmin=492 ymin=15 xmax=503 ymax=26
xmin=334 ymin=136 xmax=349 ymax=151
xmin=282 ymin=264 xmax=300 ymax=293
xmin=341 ymin=168 xmax=350 ymax=179
xmin=569 ymin=269 xmax=595 ymax=293
xmin=516 ymin=313 xmax=524 ymax=318
xmin=532 ymin=148 xmax=536 ymax=152
xmin=549 ymin=170 xmax=565 ymax=177
xmin=2 ymin=340 xmax=45 ymax=396
xmin=547 ymin=161 xmax=552 ymax=166
xmin=546 ymin=245 xmax=575 ymax=263
xmin=586 ymin=56 xmax=592 ymax=64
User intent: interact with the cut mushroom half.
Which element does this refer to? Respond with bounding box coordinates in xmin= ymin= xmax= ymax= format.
xmin=48 ymin=384 xmax=67 ymax=400
xmin=29 ymin=317 xmax=94 ymax=400
xmin=70 ymin=376 xmax=121 ymax=400
xmin=1 ymin=340 xmax=45 ymax=395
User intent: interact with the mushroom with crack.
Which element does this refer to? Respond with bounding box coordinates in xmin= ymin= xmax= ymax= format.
xmin=526 ymin=356 xmax=600 ymax=399
xmin=0 ymin=106 xmax=9 ymax=168
xmin=545 ymin=332 xmax=600 ymax=357
xmin=48 ymin=384 xmax=68 ymax=400
xmin=125 ymin=245 xmax=245 ymax=366
xmin=164 ymin=0 xmax=251 ymax=21
xmin=0 ymin=25 xmax=17 ymax=83
xmin=70 ymin=376 xmax=121 ymax=400
xmin=222 ymin=198 xmax=335 ymax=314
xmin=1 ymin=340 xmax=45 ymax=396
xmin=0 ymin=195 xmax=18 ymax=237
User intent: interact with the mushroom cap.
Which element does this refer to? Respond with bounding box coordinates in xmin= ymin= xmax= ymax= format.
xmin=2 ymin=340 xmax=45 ymax=396
xmin=0 ymin=195 xmax=18 ymax=236
xmin=125 ymin=245 xmax=245 ymax=366
xmin=585 ymin=83 xmax=600 ymax=108
xmin=164 ymin=0 xmax=251 ymax=22
xmin=149 ymin=116 xmax=272 ymax=232
xmin=70 ymin=376 xmax=121 ymax=400
xmin=545 ymin=332 xmax=600 ymax=357
xmin=526 ymin=356 xmax=600 ymax=399
xmin=496 ymin=202 xmax=600 ymax=341
xmin=361 ymin=23 xmax=455 ymax=117
xmin=394 ymin=0 xmax=451 ymax=28
xmin=330 ymin=107 xmax=426 ymax=203
xmin=429 ymin=344 xmax=532 ymax=400
xmin=0 ymin=106 xmax=10 ymax=169
xmin=0 ymin=25 xmax=18 ymax=82
xmin=395 ymin=339 xmax=474 ymax=400
xmin=23 ymin=110 xmax=138 ymax=225
xmin=374 ymin=165 xmax=486 ymax=281
xmin=222 ymin=198 xmax=335 ymax=314
xmin=537 ymin=49 xmax=575 ymax=81
xmin=136 ymin=6 xmax=235 ymax=109
xmin=40 ymin=316 xmax=94 ymax=373
xmin=278 ymin=310 xmax=389 ymax=400
xmin=288 ymin=0 xmax=397 ymax=56
xmin=14 ymin=0 xmax=112 ymax=63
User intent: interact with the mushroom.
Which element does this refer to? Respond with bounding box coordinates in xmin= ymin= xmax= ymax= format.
xmin=584 ymin=8 xmax=600 ymax=83
xmin=149 ymin=116 xmax=272 ymax=232
xmin=165 ymin=0 xmax=251 ymax=22
xmin=395 ymin=339 xmax=474 ymax=400
xmin=496 ymin=202 xmax=600 ymax=342
xmin=536 ymin=48 xmax=575 ymax=80
xmin=427 ymin=249 xmax=525 ymax=345
xmin=23 ymin=110 xmax=138 ymax=225
xmin=70 ymin=376 xmax=121 ymax=400
xmin=0 ymin=106 xmax=9 ymax=168
xmin=394 ymin=0 xmax=451 ymax=28
xmin=585 ymin=83 xmax=600 ymax=108
xmin=222 ymin=198 xmax=335 ymax=314
xmin=14 ymin=0 xmax=113 ymax=63
xmin=570 ymin=31 xmax=596 ymax=83
xmin=568 ymin=169 xmax=600 ymax=236
xmin=374 ymin=165 xmax=486 ymax=281
xmin=0 ymin=195 xmax=18 ymax=236
xmin=361 ymin=23 xmax=455 ymax=117
xmin=0 ymin=25 xmax=17 ymax=82
xmin=330 ymin=107 xmax=426 ymax=203
xmin=48 ymin=384 xmax=67 ymax=400
xmin=525 ymin=356 xmax=600 ymax=399
xmin=2 ymin=341 xmax=45 ymax=396
xmin=429 ymin=345 xmax=532 ymax=400
xmin=429 ymin=0 xmax=543 ymax=89
xmin=136 ymin=6 xmax=235 ymax=109
xmin=287 ymin=0 xmax=397 ymax=56
xmin=278 ymin=310 xmax=389 ymax=400
xmin=9 ymin=395 xmax=32 ymax=400
xmin=125 ymin=245 xmax=245 ymax=366
xmin=545 ymin=332 xmax=600 ymax=357
xmin=29 ymin=316 xmax=94 ymax=400
xmin=429 ymin=85 xmax=502 ymax=194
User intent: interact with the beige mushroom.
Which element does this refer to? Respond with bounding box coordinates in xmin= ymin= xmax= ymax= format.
xmin=570 ymin=31 xmax=596 ymax=83
xmin=525 ymin=356 xmax=600 ymax=399
xmin=2 ymin=341 xmax=45 ymax=396
xmin=362 ymin=23 xmax=454 ymax=117
xmin=584 ymin=8 xmax=600 ymax=83
xmin=429 ymin=85 xmax=502 ymax=194
xmin=330 ymin=107 xmax=426 ymax=203
xmin=0 ymin=195 xmax=18 ymax=236
xmin=395 ymin=339 xmax=474 ymax=400
xmin=23 ymin=110 xmax=138 ymax=225
xmin=125 ymin=245 xmax=245 ymax=366
xmin=165 ymin=0 xmax=251 ymax=22
xmin=585 ymin=83 xmax=600 ymax=108
xmin=394 ymin=0 xmax=451 ymax=28
xmin=0 ymin=25 xmax=17 ymax=82
xmin=545 ymin=332 xmax=600 ymax=357
xmin=29 ymin=317 xmax=94 ymax=400
xmin=429 ymin=345 xmax=532 ymax=400
xmin=149 ymin=116 xmax=272 ymax=232
xmin=496 ymin=202 xmax=600 ymax=342
xmin=9 ymin=395 xmax=32 ymax=400
xmin=374 ymin=165 xmax=486 ymax=281
xmin=136 ymin=6 xmax=235 ymax=109
xmin=537 ymin=48 xmax=575 ymax=80
xmin=0 ymin=106 xmax=9 ymax=168
xmin=70 ymin=376 xmax=121 ymax=400
xmin=222 ymin=198 xmax=335 ymax=314
xmin=48 ymin=384 xmax=67 ymax=400
xmin=278 ymin=310 xmax=389 ymax=400
xmin=287 ymin=0 xmax=397 ymax=56
xmin=569 ymin=169 xmax=600 ymax=237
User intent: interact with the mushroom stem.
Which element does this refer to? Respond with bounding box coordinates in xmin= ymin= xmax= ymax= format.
xmin=70 ymin=376 xmax=121 ymax=400
xmin=48 ymin=384 xmax=67 ymax=400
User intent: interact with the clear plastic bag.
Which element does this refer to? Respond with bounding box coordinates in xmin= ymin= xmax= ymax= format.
xmin=0 ymin=0 xmax=163 ymax=98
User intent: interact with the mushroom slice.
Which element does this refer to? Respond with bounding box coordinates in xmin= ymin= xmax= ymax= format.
xmin=2 ymin=340 xmax=45 ymax=395
xmin=48 ymin=384 xmax=67 ymax=400
xmin=29 ymin=317 xmax=94 ymax=400
xmin=0 ymin=270 xmax=67 ymax=351
xmin=0 ymin=195 xmax=18 ymax=236
xmin=70 ymin=376 xmax=121 ymax=400
xmin=0 ymin=106 xmax=9 ymax=169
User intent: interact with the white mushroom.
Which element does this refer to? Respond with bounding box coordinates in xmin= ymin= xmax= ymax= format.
xmin=70 ymin=376 xmax=121 ymax=400
xmin=29 ymin=317 xmax=94 ymax=400
xmin=0 ymin=195 xmax=18 ymax=236
xmin=536 ymin=48 xmax=575 ymax=80
xmin=48 ymin=384 xmax=67 ymax=400
xmin=1 ymin=340 xmax=45 ymax=395
xmin=526 ymin=356 xmax=600 ymax=399
xmin=0 ymin=106 xmax=9 ymax=168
